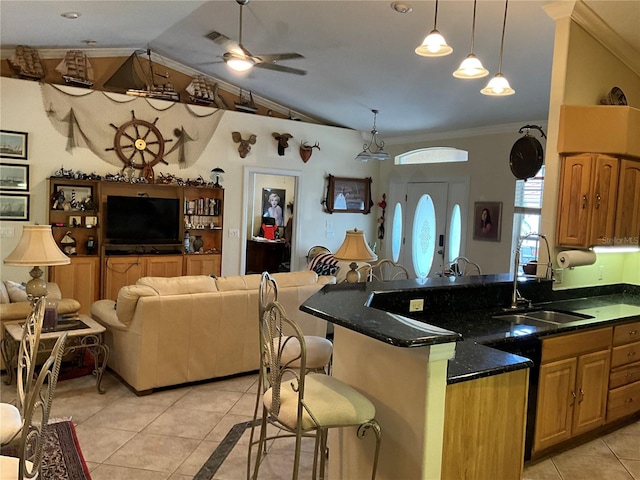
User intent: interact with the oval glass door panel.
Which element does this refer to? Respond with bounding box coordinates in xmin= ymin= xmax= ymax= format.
xmin=391 ymin=202 xmax=403 ymax=262
xmin=412 ymin=194 xmax=436 ymax=278
xmin=448 ymin=203 xmax=461 ymax=262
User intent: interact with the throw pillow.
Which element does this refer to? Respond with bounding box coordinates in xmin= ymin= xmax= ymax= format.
xmin=5 ymin=280 xmax=28 ymax=303
xmin=0 ymin=281 xmax=9 ymax=304
xmin=309 ymin=253 xmax=340 ymax=277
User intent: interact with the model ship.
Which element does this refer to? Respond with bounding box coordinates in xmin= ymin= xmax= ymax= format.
xmin=55 ymin=50 xmax=94 ymax=88
xmin=7 ymin=45 xmax=45 ymax=80
xmin=186 ymin=74 xmax=216 ymax=105
xmin=235 ymin=89 xmax=258 ymax=114
xmin=103 ymin=48 xmax=179 ymax=102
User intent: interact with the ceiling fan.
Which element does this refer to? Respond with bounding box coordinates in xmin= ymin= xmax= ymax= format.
xmin=204 ymin=0 xmax=306 ymax=76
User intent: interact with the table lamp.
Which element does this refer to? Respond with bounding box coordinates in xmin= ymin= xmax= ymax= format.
xmin=210 ymin=167 xmax=225 ymax=188
xmin=333 ymin=228 xmax=378 ymax=283
xmin=3 ymin=225 xmax=70 ymax=300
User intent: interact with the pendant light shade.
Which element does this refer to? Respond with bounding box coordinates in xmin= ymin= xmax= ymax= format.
xmin=481 ymin=0 xmax=515 ymax=96
xmin=355 ymin=109 xmax=390 ymax=162
xmin=415 ymin=0 xmax=452 ymax=57
xmin=453 ymin=0 xmax=488 ymax=79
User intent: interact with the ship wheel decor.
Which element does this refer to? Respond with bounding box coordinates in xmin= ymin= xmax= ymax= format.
xmin=105 ymin=110 xmax=173 ymax=182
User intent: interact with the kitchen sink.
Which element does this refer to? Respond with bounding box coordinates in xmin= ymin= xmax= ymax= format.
xmin=493 ymin=310 xmax=594 ymax=326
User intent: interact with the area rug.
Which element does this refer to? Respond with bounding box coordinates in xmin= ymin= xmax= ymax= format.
xmin=1 ymin=419 xmax=91 ymax=480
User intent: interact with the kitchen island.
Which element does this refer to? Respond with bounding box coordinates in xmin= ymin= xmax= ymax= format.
xmin=301 ymin=275 xmax=640 ymax=479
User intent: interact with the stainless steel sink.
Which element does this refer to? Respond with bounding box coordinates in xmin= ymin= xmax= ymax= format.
xmin=493 ymin=310 xmax=594 ymax=327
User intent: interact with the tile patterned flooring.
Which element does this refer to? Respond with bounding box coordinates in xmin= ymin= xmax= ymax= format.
xmin=1 ymin=370 xmax=639 ymax=479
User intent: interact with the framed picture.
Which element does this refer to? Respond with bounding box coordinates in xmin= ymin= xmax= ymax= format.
xmin=0 ymin=130 xmax=28 ymax=160
xmin=0 ymin=164 xmax=29 ymax=191
xmin=325 ymin=175 xmax=372 ymax=214
xmin=261 ymin=187 xmax=286 ymax=227
xmin=0 ymin=193 xmax=29 ymax=221
xmin=473 ymin=201 xmax=502 ymax=242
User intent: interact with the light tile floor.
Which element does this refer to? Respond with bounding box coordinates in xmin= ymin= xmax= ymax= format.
xmin=1 ymin=370 xmax=638 ymax=479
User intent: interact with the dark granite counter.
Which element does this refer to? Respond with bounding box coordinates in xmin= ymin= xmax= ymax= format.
xmin=300 ymin=275 xmax=640 ymax=385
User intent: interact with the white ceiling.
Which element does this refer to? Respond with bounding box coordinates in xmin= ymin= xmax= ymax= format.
xmin=1 ymin=1 xmax=638 ymax=139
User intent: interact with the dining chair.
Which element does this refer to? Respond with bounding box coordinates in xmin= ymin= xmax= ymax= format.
xmin=370 ymin=259 xmax=410 ymax=281
xmin=450 ymin=256 xmax=482 ymax=276
xmin=0 ymin=297 xmax=46 ymax=447
xmin=0 ymin=331 xmax=68 ymax=479
xmin=247 ymin=291 xmax=381 ymax=480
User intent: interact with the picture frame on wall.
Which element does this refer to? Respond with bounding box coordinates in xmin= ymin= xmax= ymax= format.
xmin=325 ymin=175 xmax=372 ymax=214
xmin=261 ymin=187 xmax=286 ymax=227
xmin=473 ymin=201 xmax=502 ymax=242
xmin=0 ymin=193 xmax=29 ymax=221
xmin=0 ymin=164 xmax=29 ymax=191
xmin=0 ymin=130 xmax=28 ymax=160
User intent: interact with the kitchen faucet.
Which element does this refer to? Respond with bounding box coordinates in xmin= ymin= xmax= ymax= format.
xmin=510 ymin=233 xmax=553 ymax=309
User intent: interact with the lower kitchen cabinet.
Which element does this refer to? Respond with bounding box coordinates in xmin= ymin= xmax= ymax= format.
xmin=533 ymin=327 xmax=612 ymax=453
xmin=607 ymin=321 xmax=640 ymax=422
xmin=441 ymin=369 xmax=529 ymax=479
xmin=48 ymin=256 xmax=100 ymax=315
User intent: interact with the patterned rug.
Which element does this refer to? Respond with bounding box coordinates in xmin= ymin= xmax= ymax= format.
xmin=1 ymin=419 xmax=91 ymax=479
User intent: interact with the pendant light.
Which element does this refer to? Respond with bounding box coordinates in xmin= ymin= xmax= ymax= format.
xmin=453 ymin=0 xmax=488 ymax=79
xmin=415 ymin=0 xmax=453 ymax=57
xmin=355 ymin=110 xmax=390 ymax=162
xmin=481 ymin=0 xmax=515 ymax=96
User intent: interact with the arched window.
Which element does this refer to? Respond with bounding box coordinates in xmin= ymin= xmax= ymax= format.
xmin=412 ymin=194 xmax=436 ymax=278
xmin=396 ymin=147 xmax=468 ymax=165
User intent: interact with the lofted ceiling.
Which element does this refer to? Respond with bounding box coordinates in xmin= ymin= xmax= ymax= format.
xmin=1 ymin=1 xmax=638 ymax=139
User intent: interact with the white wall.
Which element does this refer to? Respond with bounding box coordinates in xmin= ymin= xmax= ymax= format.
xmin=0 ymin=77 xmax=379 ymax=280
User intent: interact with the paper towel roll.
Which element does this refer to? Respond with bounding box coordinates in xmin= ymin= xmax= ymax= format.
xmin=556 ymin=250 xmax=597 ymax=268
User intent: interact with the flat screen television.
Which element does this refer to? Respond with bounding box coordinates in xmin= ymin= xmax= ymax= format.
xmin=106 ymin=195 xmax=181 ymax=245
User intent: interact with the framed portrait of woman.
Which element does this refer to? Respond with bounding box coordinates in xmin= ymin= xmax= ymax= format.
xmin=473 ymin=201 xmax=502 ymax=242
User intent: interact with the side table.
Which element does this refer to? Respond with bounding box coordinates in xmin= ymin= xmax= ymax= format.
xmin=1 ymin=314 xmax=109 ymax=394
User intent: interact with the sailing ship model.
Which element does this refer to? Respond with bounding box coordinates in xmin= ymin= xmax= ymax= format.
xmin=103 ymin=48 xmax=179 ymax=102
xmin=186 ymin=75 xmax=216 ymax=105
xmin=55 ymin=50 xmax=94 ymax=88
xmin=7 ymin=45 xmax=45 ymax=80
xmin=235 ymin=89 xmax=258 ymax=114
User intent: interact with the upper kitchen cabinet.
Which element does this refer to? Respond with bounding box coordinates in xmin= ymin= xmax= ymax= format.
xmin=556 ymin=106 xmax=640 ymax=248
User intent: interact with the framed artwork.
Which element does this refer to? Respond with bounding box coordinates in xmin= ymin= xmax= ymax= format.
xmin=0 ymin=193 xmax=29 ymax=221
xmin=0 ymin=130 xmax=28 ymax=160
xmin=261 ymin=187 xmax=286 ymax=227
xmin=325 ymin=175 xmax=372 ymax=214
xmin=0 ymin=164 xmax=29 ymax=191
xmin=473 ymin=201 xmax=502 ymax=242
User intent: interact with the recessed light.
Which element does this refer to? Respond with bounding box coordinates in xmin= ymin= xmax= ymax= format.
xmin=61 ymin=12 xmax=81 ymax=20
xmin=391 ymin=2 xmax=412 ymax=14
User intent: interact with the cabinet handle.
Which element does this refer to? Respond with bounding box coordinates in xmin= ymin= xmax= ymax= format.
xmin=582 ymin=195 xmax=588 ymax=209
xmin=570 ymin=390 xmax=576 ymax=406
xmin=628 ymin=351 xmax=637 ymax=357
xmin=578 ymin=389 xmax=584 ymax=404
xmin=626 ymin=373 xmax=635 ymax=379
xmin=624 ymin=398 xmax=634 ymax=404
xmin=595 ymin=193 xmax=601 ymax=209
xmin=629 ymin=330 xmax=638 ymax=336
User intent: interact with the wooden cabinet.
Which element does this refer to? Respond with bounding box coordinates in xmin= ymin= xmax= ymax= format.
xmin=442 ymin=369 xmax=529 ymax=480
xmin=534 ymin=327 xmax=612 ymax=453
xmin=245 ymin=239 xmax=286 ymax=274
xmin=183 ymin=254 xmax=221 ymax=276
xmin=48 ymin=256 xmax=100 ymax=315
xmin=102 ymin=255 xmax=182 ymax=300
xmin=607 ymin=321 xmax=640 ymax=422
xmin=556 ymin=155 xmax=640 ymax=247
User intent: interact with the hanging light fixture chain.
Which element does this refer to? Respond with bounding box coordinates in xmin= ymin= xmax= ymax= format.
xmin=497 ymin=0 xmax=509 ymax=74
xmin=470 ymin=0 xmax=478 ymax=53
xmin=433 ymin=0 xmax=440 ymax=30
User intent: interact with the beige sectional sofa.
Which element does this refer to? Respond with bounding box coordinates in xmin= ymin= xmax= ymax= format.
xmin=91 ymin=271 xmax=335 ymax=394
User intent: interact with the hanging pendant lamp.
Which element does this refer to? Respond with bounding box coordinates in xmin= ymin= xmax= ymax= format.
xmin=481 ymin=0 xmax=515 ymax=96
xmin=453 ymin=0 xmax=488 ymax=79
xmin=415 ymin=0 xmax=453 ymax=57
xmin=355 ymin=110 xmax=390 ymax=162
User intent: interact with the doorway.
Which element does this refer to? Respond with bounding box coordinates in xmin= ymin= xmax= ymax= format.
xmin=388 ymin=178 xmax=469 ymax=278
xmin=242 ymin=167 xmax=300 ymax=275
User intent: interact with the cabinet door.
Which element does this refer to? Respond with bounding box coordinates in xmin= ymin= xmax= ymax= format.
xmin=572 ymin=350 xmax=610 ymax=436
xmin=534 ymin=357 xmax=576 ymax=452
xmin=102 ymin=256 xmax=144 ymax=300
xmin=49 ymin=256 xmax=100 ymax=315
xmin=557 ymin=154 xmax=592 ymax=247
xmin=588 ymin=155 xmax=619 ymax=246
xmin=146 ymin=255 xmax=183 ymax=277
xmin=614 ymin=159 xmax=640 ymax=245
xmin=184 ymin=254 xmax=221 ymax=276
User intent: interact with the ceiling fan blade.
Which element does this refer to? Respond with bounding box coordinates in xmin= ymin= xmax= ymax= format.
xmin=254 ymin=62 xmax=307 ymax=76
xmin=254 ymin=53 xmax=304 ymax=63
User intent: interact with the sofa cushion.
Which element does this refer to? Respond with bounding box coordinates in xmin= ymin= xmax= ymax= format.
xmin=115 ymin=284 xmax=158 ymax=327
xmin=0 ymin=297 xmax=80 ymax=321
xmin=215 ymin=271 xmax=322 ymax=292
xmin=0 ymin=281 xmax=8 ymax=304
xmin=136 ymin=276 xmax=218 ymax=295
xmin=4 ymin=281 xmax=28 ymax=303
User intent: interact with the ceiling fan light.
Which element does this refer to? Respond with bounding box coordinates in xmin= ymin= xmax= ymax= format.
xmin=481 ymin=73 xmax=515 ymax=96
xmin=415 ymin=30 xmax=453 ymax=57
xmin=226 ymin=55 xmax=254 ymax=72
xmin=453 ymin=54 xmax=489 ymax=79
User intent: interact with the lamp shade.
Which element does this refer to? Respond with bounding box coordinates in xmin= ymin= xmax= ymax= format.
xmin=415 ymin=30 xmax=453 ymax=57
xmin=4 ymin=225 xmax=70 ymax=267
xmin=333 ymin=229 xmax=378 ymax=262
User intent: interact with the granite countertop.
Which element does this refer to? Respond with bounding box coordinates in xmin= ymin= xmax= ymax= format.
xmin=300 ymin=276 xmax=640 ymax=385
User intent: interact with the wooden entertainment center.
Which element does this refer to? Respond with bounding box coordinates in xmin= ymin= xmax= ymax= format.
xmin=47 ymin=178 xmax=224 ymax=314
